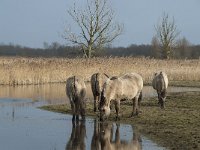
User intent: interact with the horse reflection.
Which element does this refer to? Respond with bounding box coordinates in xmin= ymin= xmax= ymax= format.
xmin=66 ymin=120 xmax=86 ymax=150
xmin=91 ymin=119 xmax=113 ymax=150
xmin=91 ymin=119 xmax=101 ymax=150
xmin=111 ymin=124 xmax=142 ymax=150
xmin=91 ymin=121 xmax=142 ymax=150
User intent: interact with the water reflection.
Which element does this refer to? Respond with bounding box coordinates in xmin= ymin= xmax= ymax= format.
xmin=66 ymin=119 xmax=142 ymax=150
xmin=0 ymin=84 xmax=199 ymax=105
xmin=0 ymin=98 xmax=164 ymax=150
xmin=92 ymin=120 xmax=142 ymax=150
xmin=0 ymin=84 xmax=199 ymax=150
xmin=91 ymin=119 xmax=101 ymax=150
xmin=66 ymin=120 xmax=86 ymax=150
xmin=0 ymin=84 xmax=67 ymax=105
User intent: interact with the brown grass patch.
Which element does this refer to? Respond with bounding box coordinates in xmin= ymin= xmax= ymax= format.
xmin=0 ymin=57 xmax=200 ymax=85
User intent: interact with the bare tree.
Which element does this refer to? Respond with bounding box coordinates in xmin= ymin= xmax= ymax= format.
xmin=155 ymin=13 xmax=180 ymax=59
xmin=63 ymin=0 xmax=123 ymax=58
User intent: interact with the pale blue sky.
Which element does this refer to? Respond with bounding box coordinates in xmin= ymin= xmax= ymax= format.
xmin=0 ymin=0 xmax=200 ymax=48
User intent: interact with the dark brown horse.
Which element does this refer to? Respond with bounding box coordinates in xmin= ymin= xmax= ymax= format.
xmin=152 ymin=71 xmax=168 ymax=108
xmin=91 ymin=73 xmax=109 ymax=112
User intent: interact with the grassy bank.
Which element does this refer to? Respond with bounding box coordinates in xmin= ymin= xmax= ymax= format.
xmin=41 ymin=91 xmax=200 ymax=150
xmin=0 ymin=57 xmax=200 ymax=86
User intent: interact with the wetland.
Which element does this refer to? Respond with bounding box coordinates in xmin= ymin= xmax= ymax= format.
xmin=0 ymin=83 xmax=199 ymax=149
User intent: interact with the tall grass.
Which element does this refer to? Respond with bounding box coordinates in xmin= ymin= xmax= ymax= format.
xmin=0 ymin=57 xmax=199 ymax=85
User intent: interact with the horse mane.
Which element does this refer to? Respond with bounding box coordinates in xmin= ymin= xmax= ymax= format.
xmin=110 ymin=76 xmax=118 ymax=80
xmin=104 ymin=73 xmax=109 ymax=78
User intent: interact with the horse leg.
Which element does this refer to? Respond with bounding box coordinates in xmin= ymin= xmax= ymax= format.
xmin=80 ymin=99 xmax=86 ymax=120
xmin=114 ymin=100 xmax=121 ymax=120
xmin=160 ymin=89 xmax=167 ymax=109
xmin=110 ymin=100 xmax=113 ymax=110
xmin=97 ymin=95 xmax=101 ymax=111
xmin=157 ymin=90 xmax=161 ymax=104
xmin=157 ymin=90 xmax=164 ymax=108
xmin=138 ymin=91 xmax=142 ymax=113
xmin=75 ymin=101 xmax=80 ymax=121
xmin=93 ymin=95 xmax=97 ymax=112
xmin=131 ymin=95 xmax=139 ymax=117
xmin=70 ymin=100 xmax=76 ymax=121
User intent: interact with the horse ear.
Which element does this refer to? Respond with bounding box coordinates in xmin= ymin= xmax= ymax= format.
xmin=104 ymin=73 xmax=109 ymax=78
xmin=154 ymin=72 xmax=157 ymax=76
xmin=160 ymin=71 xmax=163 ymax=75
xmin=110 ymin=76 xmax=118 ymax=80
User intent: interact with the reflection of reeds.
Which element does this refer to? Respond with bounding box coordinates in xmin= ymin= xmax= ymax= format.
xmin=0 ymin=84 xmax=67 ymax=104
xmin=0 ymin=83 xmax=93 ymax=104
xmin=0 ymin=57 xmax=199 ymax=85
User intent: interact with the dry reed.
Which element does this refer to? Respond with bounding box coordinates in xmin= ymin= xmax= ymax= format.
xmin=0 ymin=57 xmax=199 ymax=85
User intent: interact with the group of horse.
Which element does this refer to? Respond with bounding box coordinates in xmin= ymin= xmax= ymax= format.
xmin=66 ymin=71 xmax=168 ymax=121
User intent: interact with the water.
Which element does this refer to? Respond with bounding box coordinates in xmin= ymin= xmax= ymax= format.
xmin=0 ymin=83 xmax=199 ymax=104
xmin=0 ymin=84 xmax=199 ymax=150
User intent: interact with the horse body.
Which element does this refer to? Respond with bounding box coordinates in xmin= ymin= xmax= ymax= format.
xmin=100 ymin=73 xmax=143 ymax=121
xmin=91 ymin=73 xmax=109 ymax=112
xmin=152 ymin=71 xmax=168 ymax=108
xmin=66 ymin=76 xmax=86 ymax=121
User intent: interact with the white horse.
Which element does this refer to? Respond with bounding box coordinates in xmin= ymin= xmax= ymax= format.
xmin=99 ymin=73 xmax=143 ymax=121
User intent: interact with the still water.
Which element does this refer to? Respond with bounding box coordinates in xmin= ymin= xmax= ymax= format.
xmin=0 ymin=84 xmax=199 ymax=150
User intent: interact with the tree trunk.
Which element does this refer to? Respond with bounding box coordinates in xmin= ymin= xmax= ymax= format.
xmin=87 ymin=44 xmax=92 ymax=58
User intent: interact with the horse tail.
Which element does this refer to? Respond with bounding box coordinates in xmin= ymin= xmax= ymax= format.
xmin=138 ymin=91 xmax=142 ymax=106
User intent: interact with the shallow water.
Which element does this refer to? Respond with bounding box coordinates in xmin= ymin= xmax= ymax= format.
xmin=0 ymin=83 xmax=199 ymax=104
xmin=0 ymin=84 xmax=199 ymax=150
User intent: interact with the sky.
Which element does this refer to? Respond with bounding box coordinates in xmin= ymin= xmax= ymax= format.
xmin=0 ymin=0 xmax=200 ymax=48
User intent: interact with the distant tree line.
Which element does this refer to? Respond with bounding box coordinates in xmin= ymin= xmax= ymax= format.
xmin=0 ymin=43 xmax=82 ymax=58
xmin=0 ymin=42 xmax=199 ymax=59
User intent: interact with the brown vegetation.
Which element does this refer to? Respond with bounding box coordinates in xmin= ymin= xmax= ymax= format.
xmin=0 ymin=57 xmax=200 ymax=85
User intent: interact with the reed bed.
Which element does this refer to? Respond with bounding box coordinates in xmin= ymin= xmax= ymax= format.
xmin=0 ymin=57 xmax=199 ymax=86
